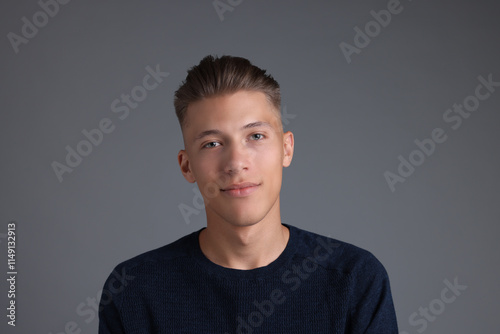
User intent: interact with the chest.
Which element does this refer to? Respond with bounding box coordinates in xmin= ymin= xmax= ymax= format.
xmin=121 ymin=270 xmax=350 ymax=333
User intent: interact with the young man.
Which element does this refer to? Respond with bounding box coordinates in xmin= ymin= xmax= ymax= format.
xmin=99 ymin=55 xmax=399 ymax=333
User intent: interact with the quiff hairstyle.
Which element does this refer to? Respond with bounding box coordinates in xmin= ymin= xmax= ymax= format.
xmin=174 ymin=55 xmax=281 ymax=129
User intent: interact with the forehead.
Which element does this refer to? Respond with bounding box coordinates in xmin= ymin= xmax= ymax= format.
xmin=182 ymin=90 xmax=281 ymax=137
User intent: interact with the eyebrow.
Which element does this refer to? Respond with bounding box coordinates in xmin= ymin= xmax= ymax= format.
xmin=194 ymin=121 xmax=274 ymax=142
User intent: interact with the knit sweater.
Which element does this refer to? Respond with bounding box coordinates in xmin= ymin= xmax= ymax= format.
xmin=98 ymin=224 xmax=399 ymax=333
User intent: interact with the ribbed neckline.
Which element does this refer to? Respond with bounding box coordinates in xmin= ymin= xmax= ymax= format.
xmin=190 ymin=224 xmax=297 ymax=279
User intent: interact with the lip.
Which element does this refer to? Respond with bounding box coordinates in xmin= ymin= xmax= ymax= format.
xmin=221 ymin=182 xmax=260 ymax=197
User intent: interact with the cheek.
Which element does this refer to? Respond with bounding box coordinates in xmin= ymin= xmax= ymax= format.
xmin=191 ymin=153 xmax=215 ymax=174
xmin=191 ymin=158 xmax=218 ymax=186
xmin=258 ymin=147 xmax=283 ymax=176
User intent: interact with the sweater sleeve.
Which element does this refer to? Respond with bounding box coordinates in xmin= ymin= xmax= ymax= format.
xmin=346 ymin=252 xmax=399 ymax=333
xmin=98 ymin=269 xmax=127 ymax=334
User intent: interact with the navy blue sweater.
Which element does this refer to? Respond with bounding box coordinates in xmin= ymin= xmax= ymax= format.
xmin=99 ymin=224 xmax=398 ymax=333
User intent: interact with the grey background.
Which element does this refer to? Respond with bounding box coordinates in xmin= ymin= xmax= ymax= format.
xmin=1 ymin=0 xmax=499 ymax=333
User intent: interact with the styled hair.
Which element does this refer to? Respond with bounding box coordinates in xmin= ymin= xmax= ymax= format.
xmin=174 ymin=55 xmax=281 ymax=129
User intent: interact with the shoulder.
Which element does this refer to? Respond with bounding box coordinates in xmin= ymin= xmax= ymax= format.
xmin=98 ymin=230 xmax=202 ymax=315
xmin=287 ymin=224 xmax=389 ymax=279
xmin=107 ymin=229 xmax=199 ymax=280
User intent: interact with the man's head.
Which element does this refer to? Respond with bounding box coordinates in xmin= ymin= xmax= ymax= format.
xmin=174 ymin=55 xmax=282 ymax=132
xmin=175 ymin=55 xmax=293 ymax=228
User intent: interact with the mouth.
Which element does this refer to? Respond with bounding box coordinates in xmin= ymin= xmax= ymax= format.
xmin=221 ymin=182 xmax=260 ymax=197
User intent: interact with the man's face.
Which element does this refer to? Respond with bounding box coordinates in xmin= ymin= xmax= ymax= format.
xmin=178 ymin=90 xmax=294 ymax=228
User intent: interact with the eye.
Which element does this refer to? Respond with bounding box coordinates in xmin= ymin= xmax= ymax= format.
xmin=203 ymin=141 xmax=220 ymax=149
xmin=250 ymin=133 xmax=265 ymax=140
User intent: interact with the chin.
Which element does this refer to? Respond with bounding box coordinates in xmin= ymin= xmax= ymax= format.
xmin=222 ymin=211 xmax=266 ymax=228
xmin=207 ymin=200 xmax=272 ymax=227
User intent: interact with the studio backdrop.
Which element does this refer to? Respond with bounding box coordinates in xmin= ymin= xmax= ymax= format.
xmin=1 ymin=0 xmax=499 ymax=333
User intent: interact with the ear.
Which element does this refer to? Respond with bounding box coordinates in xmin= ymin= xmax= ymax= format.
xmin=178 ymin=149 xmax=196 ymax=183
xmin=282 ymin=131 xmax=294 ymax=167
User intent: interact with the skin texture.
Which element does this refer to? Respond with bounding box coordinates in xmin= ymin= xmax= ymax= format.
xmin=177 ymin=90 xmax=294 ymax=269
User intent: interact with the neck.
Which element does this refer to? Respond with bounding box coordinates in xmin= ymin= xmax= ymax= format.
xmin=199 ymin=203 xmax=290 ymax=270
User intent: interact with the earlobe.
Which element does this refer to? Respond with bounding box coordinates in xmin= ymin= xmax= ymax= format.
xmin=178 ymin=149 xmax=196 ymax=183
xmin=282 ymin=131 xmax=294 ymax=167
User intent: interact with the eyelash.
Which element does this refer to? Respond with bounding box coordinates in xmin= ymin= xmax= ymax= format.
xmin=202 ymin=133 xmax=266 ymax=149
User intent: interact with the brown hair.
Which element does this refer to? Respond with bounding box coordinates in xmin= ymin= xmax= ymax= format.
xmin=174 ymin=55 xmax=281 ymax=129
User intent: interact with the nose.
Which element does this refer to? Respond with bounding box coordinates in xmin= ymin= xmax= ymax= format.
xmin=223 ymin=142 xmax=250 ymax=175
